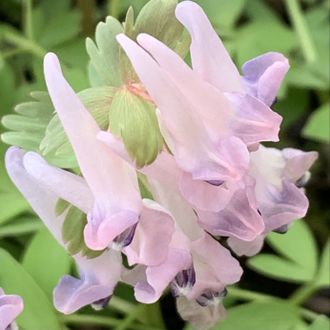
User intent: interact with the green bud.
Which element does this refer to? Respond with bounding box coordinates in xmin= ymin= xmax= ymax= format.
xmin=61 ymin=203 xmax=105 ymax=259
xmin=108 ymin=88 xmax=163 ymax=168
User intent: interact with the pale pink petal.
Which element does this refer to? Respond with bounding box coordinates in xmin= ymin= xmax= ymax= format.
xmin=188 ymin=234 xmax=243 ymax=300
xmin=23 ymin=151 xmax=93 ymax=214
xmin=176 ymin=296 xmax=227 ymax=330
xmin=227 ymin=235 xmax=266 ymax=257
xmin=282 ymin=148 xmax=318 ymax=182
xmin=54 ymin=250 xmax=122 ymax=314
xmin=227 ymin=93 xmax=282 ymax=145
xmin=175 ymin=1 xmax=243 ymax=92
xmin=44 ymin=53 xmax=140 ymax=212
xmin=124 ymin=199 xmax=174 ymax=266
xmin=0 ymin=289 xmax=24 ymax=330
xmin=179 ymin=171 xmax=234 ymax=212
xmin=134 ymin=247 xmax=192 ymax=304
xmin=84 ymin=207 xmax=139 ymax=250
xmin=242 ymin=52 xmax=290 ymax=106
xmin=137 ymin=33 xmax=233 ymax=140
xmin=197 ymin=183 xmax=265 ymax=241
xmin=5 ymin=147 xmax=65 ymax=242
xmin=258 ymin=180 xmax=309 ymax=232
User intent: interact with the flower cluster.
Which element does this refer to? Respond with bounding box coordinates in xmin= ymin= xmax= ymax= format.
xmin=5 ymin=1 xmax=317 ymax=329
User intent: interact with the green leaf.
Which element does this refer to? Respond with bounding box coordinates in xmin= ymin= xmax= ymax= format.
xmin=267 ymin=221 xmax=318 ymax=275
xmin=248 ymin=221 xmax=318 ymax=283
xmin=0 ymin=191 xmax=30 ymax=225
xmin=62 ymin=204 xmax=104 ymax=259
xmin=315 ymin=240 xmax=330 ymax=288
xmin=309 ymin=316 xmax=330 ymax=330
xmin=215 ymin=301 xmax=300 ymax=330
xmin=0 ymin=249 xmax=62 ymax=329
xmin=22 ymin=229 xmax=71 ymax=299
xmin=1 ymin=91 xmax=53 ymax=153
xmin=303 ymin=103 xmax=330 ymax=143
xmin=86 ymin=16 xmax=124 ymax=87
xmin=0 ymin=216 xmax=42 ymax=237
xmin=108 ymin=89 xmax=163 ymax=167
xmin=248 ymin=254 xmax=315 ymax=283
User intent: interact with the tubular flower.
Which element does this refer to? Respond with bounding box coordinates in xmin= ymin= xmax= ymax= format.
xmin=0 ymin=288 xmax=23 ymax=330
xmin=227 ymin=146 xmax=318 ymax=256
xmin=116 ymin=0 xmax=285 ymax=212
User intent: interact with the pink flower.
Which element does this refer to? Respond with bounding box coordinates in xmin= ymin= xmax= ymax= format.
xmin=115 ymin=1 xmax=285 ymax=213
xmin=228 ymin=145 xmax=318 ymax=256
xmin=5 ymin=147 xmax=121 ymax=314
xmin=0 ymin=288 xmax=23 ymax=330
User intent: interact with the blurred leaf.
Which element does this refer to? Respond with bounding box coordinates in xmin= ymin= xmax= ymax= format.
xmin=215 ymin=301 xmax=300 ymax=330
xmin=1 ymin=91 xmax=53 ymax=152
xmin=315 ymin=240 xmax=330 ymax=288
xmin=248 ymin=221 xmax=317 ymax=283
xmin=0 ymin=62 xmax=15 ymax=114
xmin=22 ymin=229 xmax=71 ymax=299
xmin=274 ymin=88 xmax=309 ymax=128
xmin=194 ymin=0 xmax=246 ymax=30
xmin=248 ymin=254 xmax=315 ymax=283
xmin=0 ymin=216 xmax=42 ymax=237
xmin=303 ymin=103 xmax=329 ymax=143
xmin=267 ymin=221 xmax=318 ymax=274
xmin=0 ymin=191 xmax=29 ymax=225
xmin=309 ymin=316 xmax=330 ymax=330
xmin=234 ymin=20 xmax=297 ymax=67
xmin=0 ymin=248 xmax=62 ymax=329
xmin=109 ymin=89 xmax=163 ymax=167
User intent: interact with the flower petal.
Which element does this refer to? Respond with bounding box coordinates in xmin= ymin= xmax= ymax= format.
xmin=282 ymin=148 xmax=318 ymax=182
xmin=124 ymin=199 xmax=174 ymax=266
xmin=227 ymin=235 xmax=265 ymax=257
xmin=134 ymin=246 xmax=192 ymax=304
xmin=0 ymin=289 xmax=24 ymax=330
xmin=197 ymin=182 xmax=265 ymax=241
xmin=176 ymin=296 xmax=227 ymax=330
xmin=188 ymin=234 xmax=242 ymax=300
xmin=44 ymin=53 xmax=140 ymax=212
xmin=23 ymin=151 xmax=93 ymax=214
xmin=54 ymin=251 xmax=122 ymax=314
xmin=242 ymin=52 xmax=290 ymax=106
xmin=175 ymin=1 xmax=243 ymax=92
xmin=227 ymin=93 xmax=282 ymax=145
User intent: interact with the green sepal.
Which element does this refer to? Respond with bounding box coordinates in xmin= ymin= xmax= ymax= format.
xmin=61 ymin=202 xmax=105 ymax=259
xmin=138 ymin=173 xmax=154 ymax=200
xmin=108 ymin=89 xmax=163 ymax=168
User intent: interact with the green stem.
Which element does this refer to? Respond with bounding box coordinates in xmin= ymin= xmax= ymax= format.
xmin=228 ymin=287 xmax=271 ymax=302
xmin=229 ymin=286 xmax=320 ymax=321
xmin=62 ymin=313 xmax=163 ymax=330
xmin=2 ymin=28 xmax=45 ymax=58
xmin=113 ymin=305 xmax=144 ymax=330
xmin=110 ymin=296 xmax=136 ymax=314
xmin=289 ymin=281 xmax=316 ymax=305
xmin=108 ymin=0 xmax=120 ymax=18
xmin=284 ymin=0 xmax=317 ymax=63
xmin=23 ymin=0 xmax=34 ymax=40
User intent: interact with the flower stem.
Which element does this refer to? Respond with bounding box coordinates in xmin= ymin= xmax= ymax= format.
xmin=23 ymin=0 xmax=34 ymax=40
xmin=108 ymin=0 xmax=120 ymax=18
xmin=289 ymin=281 xmax=317 ymax=305
xmin=62 ymin=313 xmax=163 ymax=330
xmin=284 ymin=0 xmax=317 ymax=63
xmin=2 ymin=28 xmax=45 ymax=58
xmin=228 ymin=287 xmax=271 ymax=301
